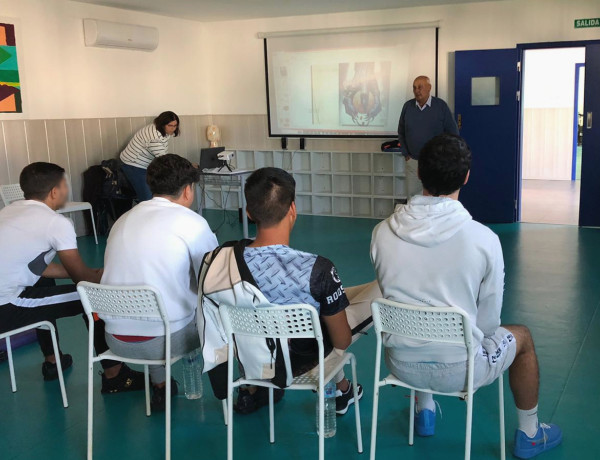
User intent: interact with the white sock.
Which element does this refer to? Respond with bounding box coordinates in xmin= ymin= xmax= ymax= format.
xmin=416 ymin=392 xmax=435 ymax=413
xmin=517 ymin=405 xmax=539 ymax=438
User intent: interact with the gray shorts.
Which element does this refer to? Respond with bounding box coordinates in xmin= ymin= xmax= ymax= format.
xmin=385 ymin=327 xmax=516 ymax=393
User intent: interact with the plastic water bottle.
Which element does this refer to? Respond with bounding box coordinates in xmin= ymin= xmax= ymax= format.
xmin=316 ymin=381 xmax=337 ymax=438
xmin=182 ymin=348 xmax=203 ymax=400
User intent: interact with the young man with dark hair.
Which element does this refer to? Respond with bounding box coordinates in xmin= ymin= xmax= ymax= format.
xmin=212 ymin=167 xmax=380 ymax=415
xmin=0 ymin=162 xmax=143 ymax=392
xmin=371 ymin=134 xmax=562 ymax=459
xmin=101 ymin=154 xmax=218 ymax=410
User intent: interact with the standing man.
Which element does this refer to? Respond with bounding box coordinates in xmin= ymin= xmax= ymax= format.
xmin=398 ymin=76 xmax=459 ymax=197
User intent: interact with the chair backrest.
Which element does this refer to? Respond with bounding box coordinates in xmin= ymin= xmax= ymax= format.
xmin=219 ymin=303 xmax=323 ymax=341
xmin=0 ymin=184 xmax=25 ymax=206
xmin=77 ymin=282 xmax=170 ymax=330
xmin=371 ymin=298 xmax=474 ymax=352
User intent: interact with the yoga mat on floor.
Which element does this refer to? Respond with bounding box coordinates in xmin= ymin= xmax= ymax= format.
xmin=0 ymin=330 xmax=38 ymax=355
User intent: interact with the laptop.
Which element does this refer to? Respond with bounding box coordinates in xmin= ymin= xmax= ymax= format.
xmin=199 ymin=147 xmax=225 ymax=170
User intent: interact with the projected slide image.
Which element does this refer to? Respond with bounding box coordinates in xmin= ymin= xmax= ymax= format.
xmin=311 ymin=61 xmax=391 ymax=128
xmin=269 ymin=37 xmax=417 ymax=136
xmin=340 ymin=61 xmax=390 ymax=127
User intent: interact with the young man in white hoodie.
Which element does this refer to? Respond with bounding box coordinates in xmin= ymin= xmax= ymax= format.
xmin=371 ymin=134 xmax=562 ymax=459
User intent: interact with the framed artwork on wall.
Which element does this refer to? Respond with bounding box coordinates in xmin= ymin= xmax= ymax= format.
xmin=0 ymin=22 xmax=22 ymax=113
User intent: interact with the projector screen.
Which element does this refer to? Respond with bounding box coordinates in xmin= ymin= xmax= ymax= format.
xmin=264 ymin=25 xmax=438 ymax=138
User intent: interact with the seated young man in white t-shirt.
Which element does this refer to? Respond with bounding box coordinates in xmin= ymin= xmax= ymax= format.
xmin=371 ymin=134 xmax=562 ymax=459
xmin=101 ymin=154 xmax=218 ymax=411
xmin=0 ymin=162 xmax=144 ymax=392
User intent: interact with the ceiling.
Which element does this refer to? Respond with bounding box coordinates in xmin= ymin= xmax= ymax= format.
xmin=73 ymin=0 xmax=494 ymax=23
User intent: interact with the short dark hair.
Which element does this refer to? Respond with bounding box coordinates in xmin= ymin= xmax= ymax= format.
xmin=19 ymin=162 xmax=66 ymax=200
xmin=146 ymin=154 xmax=199 ymax=197
xmin=245 ymin=168 xmax=296 ymax=228
xmin=154 ymin=111 xmax=180 ymax=137
xmin=418 ymin=134 xmax=472 ymax=196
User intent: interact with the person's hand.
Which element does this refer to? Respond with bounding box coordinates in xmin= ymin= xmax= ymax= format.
xmin=405 ymin=155 xmax=412 ymax=162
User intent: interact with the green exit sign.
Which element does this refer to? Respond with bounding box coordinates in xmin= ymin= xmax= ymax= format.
xmin=575 ymin=18 xmax=600 ymax=28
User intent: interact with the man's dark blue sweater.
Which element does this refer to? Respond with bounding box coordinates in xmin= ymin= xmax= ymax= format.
xmin=397 ymin=96 xmax=459 ymax=160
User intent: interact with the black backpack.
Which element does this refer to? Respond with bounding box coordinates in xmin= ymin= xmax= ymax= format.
xmin=82 ymin=160 xmax=136 ymax=235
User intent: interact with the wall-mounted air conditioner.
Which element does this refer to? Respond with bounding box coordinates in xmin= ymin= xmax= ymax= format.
xmin=83 ymin=19 xmax=159 ymax=51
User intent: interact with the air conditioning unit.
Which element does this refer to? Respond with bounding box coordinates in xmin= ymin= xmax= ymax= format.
xmin=83 ymin=19 xmax=159 ymax=51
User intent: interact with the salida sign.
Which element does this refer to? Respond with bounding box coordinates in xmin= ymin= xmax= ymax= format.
xmin=574 ymin=18 xmax=600 ymax=28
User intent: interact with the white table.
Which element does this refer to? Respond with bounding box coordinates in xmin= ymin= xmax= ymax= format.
xmin=196 ymin=169 xmax=253 ymax=239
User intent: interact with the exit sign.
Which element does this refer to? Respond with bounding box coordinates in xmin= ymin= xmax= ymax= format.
xmin=575 ymin=18 xmax=600 ymax=28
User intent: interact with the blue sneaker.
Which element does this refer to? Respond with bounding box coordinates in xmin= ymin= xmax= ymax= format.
xmin=513 ymin=423 xmax=563 ymax=459
xmin=415 ymin=407 xmax=436 ymax=437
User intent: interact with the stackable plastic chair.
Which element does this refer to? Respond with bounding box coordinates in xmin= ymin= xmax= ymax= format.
xmin=219 ymin=303 xmax=363 ymax=460
xmin=369 ymin=298 xmax=506 ymax=460
xmin=77 ymin=282 xmax=183 ymax=460
xmin=0 ymin=321 xmax=68 ymax=408
xmin=0 ymin=183 xmax=25 ymax=206
xmin=0 ymin=181 xmax=98 ymax=244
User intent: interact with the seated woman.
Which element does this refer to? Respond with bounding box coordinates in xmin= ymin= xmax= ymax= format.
xmin=120 ymin=111 xmax=180 ymax=201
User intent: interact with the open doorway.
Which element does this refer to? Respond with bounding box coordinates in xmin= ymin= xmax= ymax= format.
xmin=520 ymin=47 xmax=585 ymax=225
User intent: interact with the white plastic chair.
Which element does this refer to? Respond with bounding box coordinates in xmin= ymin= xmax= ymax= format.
xmin=219 ymin=303 xmax=363 ymax=460
xmin=369 ymin=298 xmax=505 ymax=460
xmin=77 ymin=282 xmax=183 ymax=460
xmin=0 ymin=182 xmax=98 ymax=244
xmin=0 ymin=321 xmax=68 ymax=408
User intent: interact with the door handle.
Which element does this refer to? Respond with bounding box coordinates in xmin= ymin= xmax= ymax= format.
xmin=587 ymin=112 xmax=592 ymax=129
xmin=457 ymin=114 xmax=462 ymax=130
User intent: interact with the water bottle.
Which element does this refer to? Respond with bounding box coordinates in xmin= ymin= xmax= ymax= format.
xmin=316 ymin=381 xmax=337 ymax=438
xmin=182 ymin=348 xmax=203 ymax=400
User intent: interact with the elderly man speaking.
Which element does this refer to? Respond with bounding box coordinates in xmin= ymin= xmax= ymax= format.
xmin=398 ymin=76 xmax=459 ymax=197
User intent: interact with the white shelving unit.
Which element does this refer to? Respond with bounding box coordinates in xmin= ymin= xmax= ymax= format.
xmin=203 ymin=150 xmax=406 ymax=219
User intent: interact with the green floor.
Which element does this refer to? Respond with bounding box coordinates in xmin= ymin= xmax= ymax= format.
xmin=2 ymin=211 xmax=600 ymax=459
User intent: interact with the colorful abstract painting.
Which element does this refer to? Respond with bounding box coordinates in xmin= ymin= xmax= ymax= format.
xmin=0 ymin=23 xmax=22 ymax=113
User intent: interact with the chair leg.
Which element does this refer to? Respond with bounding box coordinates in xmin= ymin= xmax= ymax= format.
xmin=465 ymin=394 xmax=474 ymax=460
xmin=88 ymin=209 xmax=98 ymax=245
xmin=6 ymin=336 xmax=16 ymax=393
xmin=222 ymin=399 xmax=228 ymax=426
xmin=408 ymin=389 xmax=416 ymax=446
xmin=318 ymin=382 xmax=325 ymax=460
xmin=165 ymin=364 xmax=171 ymax=460
xmin=144 ymin=365 xmax=151 ymax=416
xmin=269 ymin=387 xmax=275 ymax=444
xmin=227 ymin=391 xmax=234 ymax=460
xmin=87 ymin=357 xmax=95 ymax=459
xmin=49 ymin=327 xmax=69 ymax=408
xmin=350 ymin=356 xmax=363 ymax=453
xmin=370 ymin=382 xmax=380 ymax=460
xmin=499 ymin=374 xmax=506 ymax=460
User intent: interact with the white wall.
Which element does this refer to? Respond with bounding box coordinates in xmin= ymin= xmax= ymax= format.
xmin=203 ymin=0 xmax=600 ymax=115
xmin=522 ymin=47 xmax=586 ymax=180
xmin=0 ymin=0 xmax=208 ymax=120
xmin=523 ymin=48 xmax=586 ymax=109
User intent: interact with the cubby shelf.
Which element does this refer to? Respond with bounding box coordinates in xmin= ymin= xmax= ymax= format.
xmin=208 ymin=149 xmax=407 ymax=219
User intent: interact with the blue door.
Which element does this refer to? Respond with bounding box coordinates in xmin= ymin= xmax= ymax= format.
xmin=579 ymin=44 xmax=600 ymax=227
xmin=454 ymin=49 xmax=519 ymax=223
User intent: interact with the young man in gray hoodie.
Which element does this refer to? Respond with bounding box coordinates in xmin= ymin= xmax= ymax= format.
xmin=371 ymin=134 xmax=562 ymax=459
